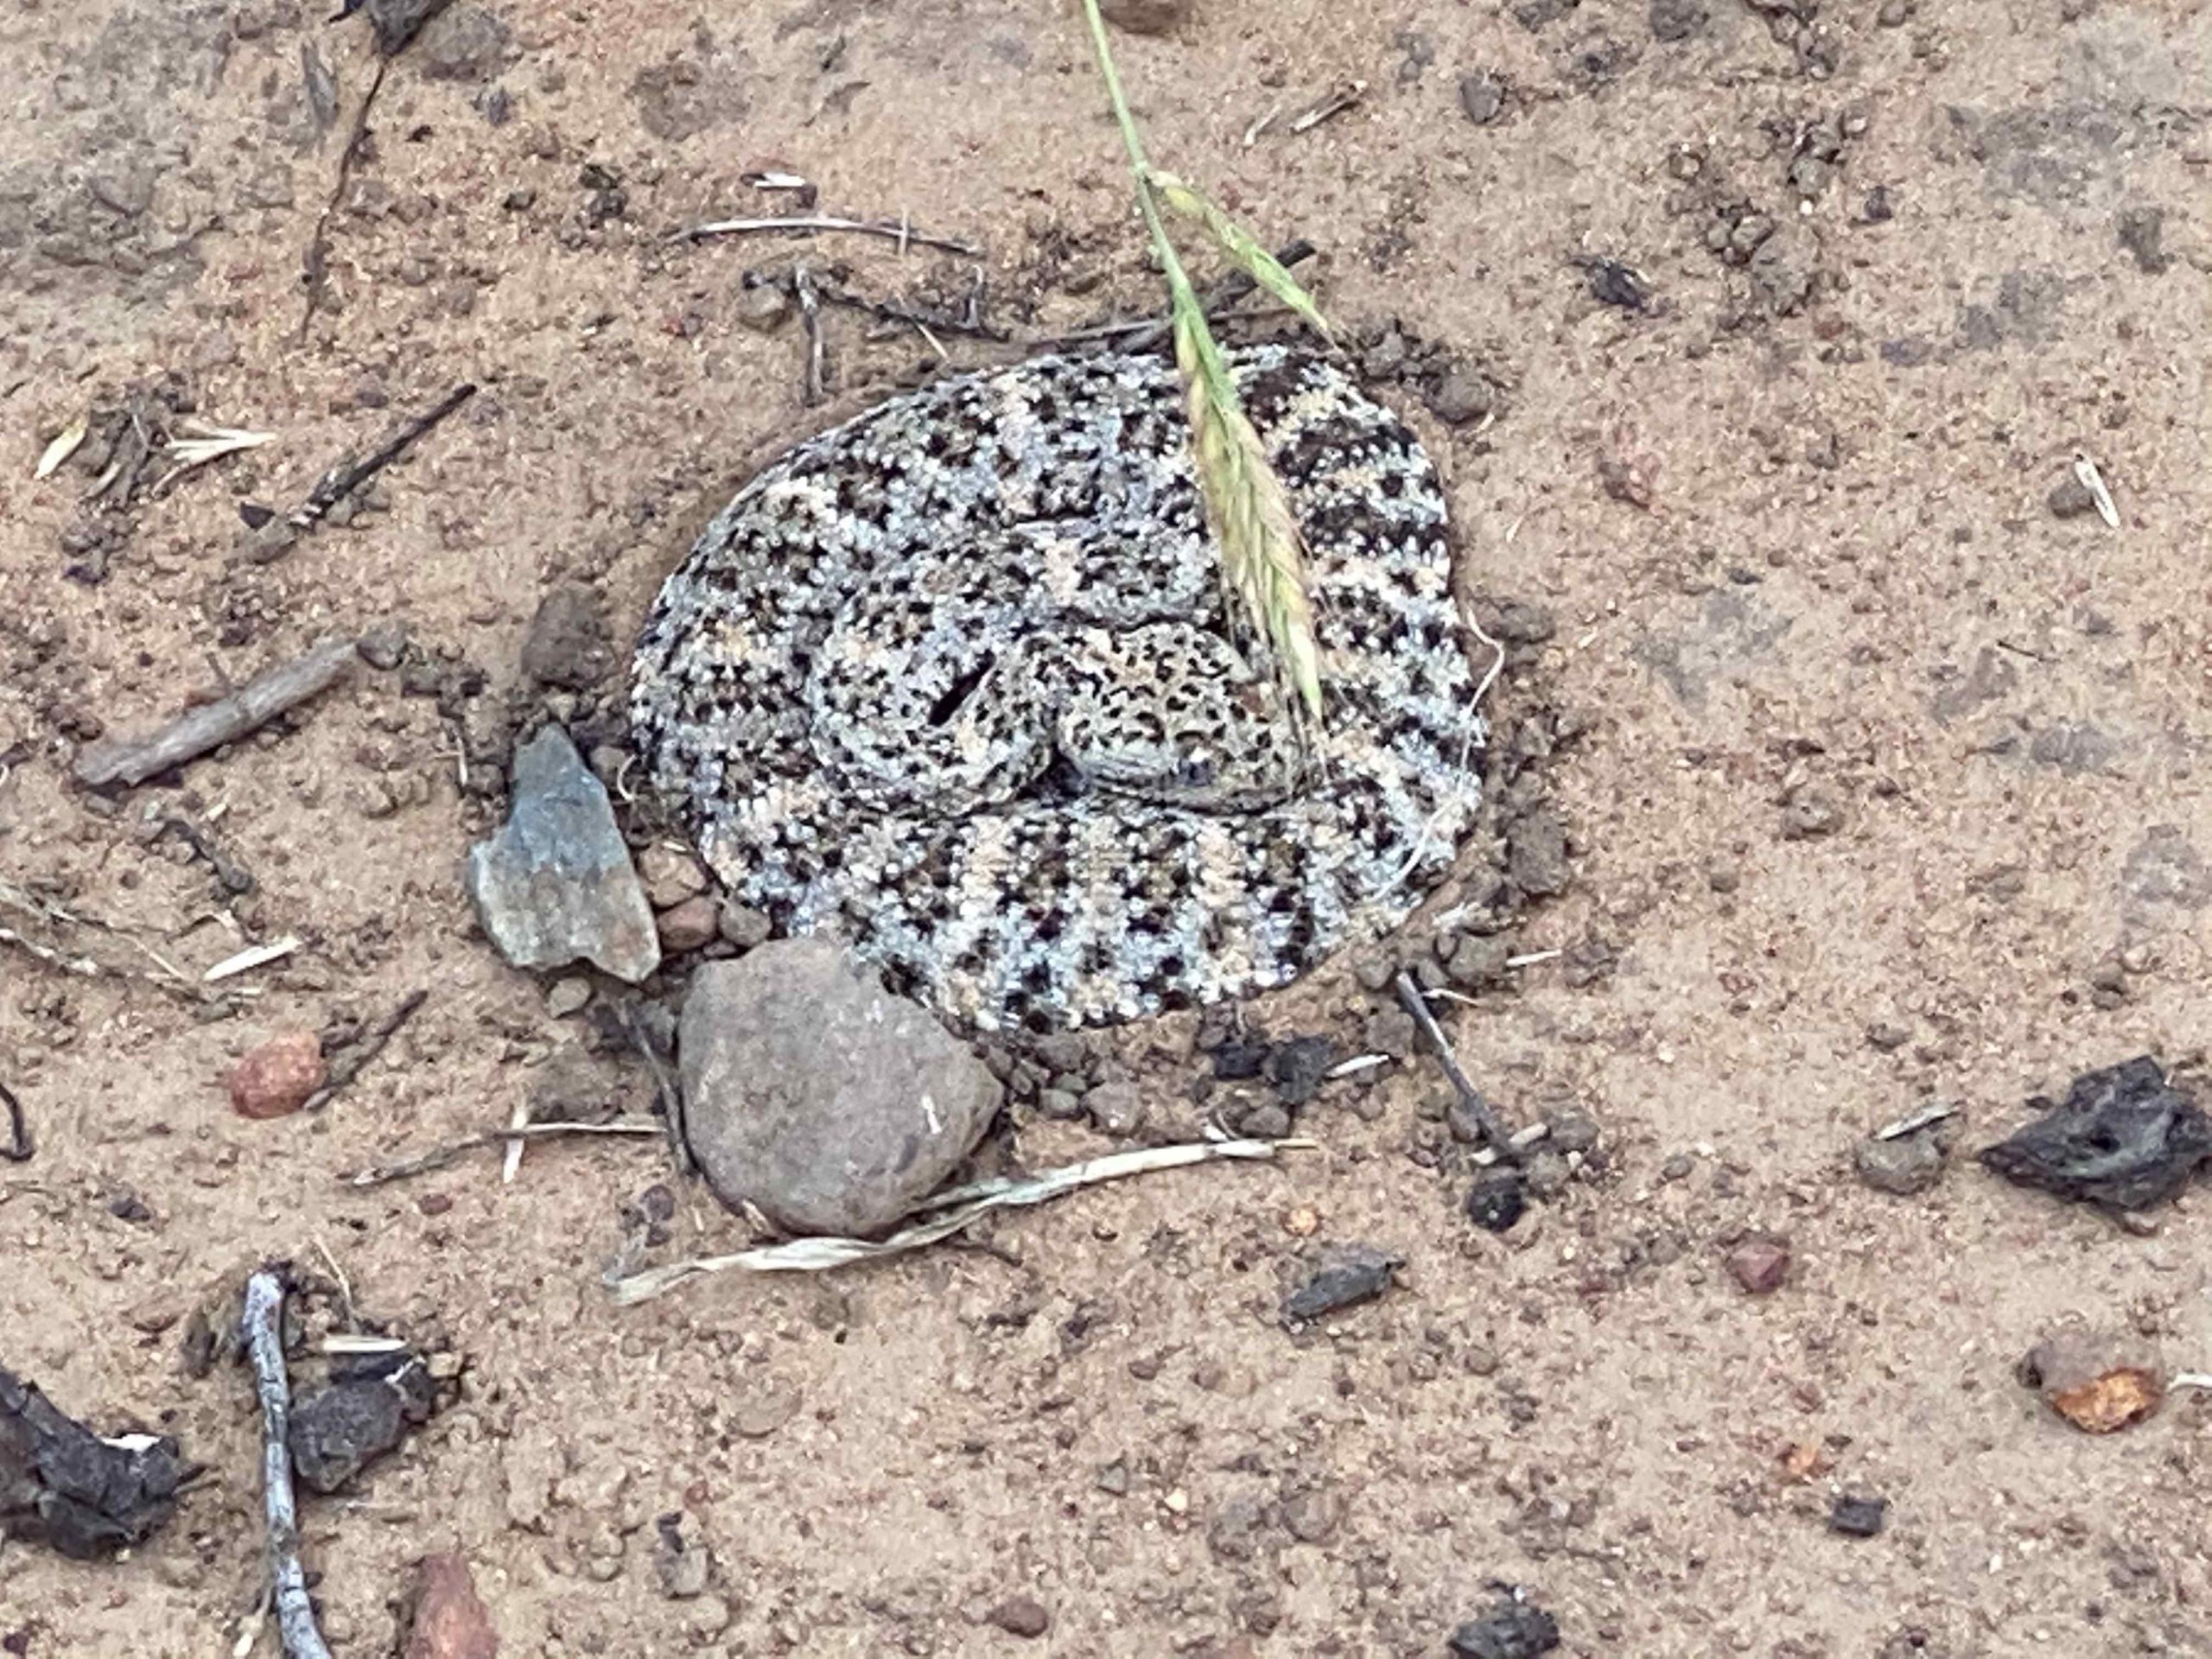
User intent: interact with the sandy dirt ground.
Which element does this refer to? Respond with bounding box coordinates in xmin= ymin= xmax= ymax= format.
xmin=3 ymin=0 xmax=2209 ymax=1653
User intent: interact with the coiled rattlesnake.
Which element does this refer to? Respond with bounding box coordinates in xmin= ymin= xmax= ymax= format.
xmin=631 ymin=344 xmax=1485 ymax=1032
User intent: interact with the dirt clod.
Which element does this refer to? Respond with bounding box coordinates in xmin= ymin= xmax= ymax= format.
xmin=986 ymin=1596 xmax=1052 ymax=1638
xmin=228 ymin=1031 xmax=328 ymax=1120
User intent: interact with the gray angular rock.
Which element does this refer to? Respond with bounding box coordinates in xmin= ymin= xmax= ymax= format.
xmin=464 ymin=726 xmax=660 ymax=982
xmin=1855 ymin=1129 xmax=1944 ymax=1196
xmin=679 ymin=940 xmax=1002 ymax=1236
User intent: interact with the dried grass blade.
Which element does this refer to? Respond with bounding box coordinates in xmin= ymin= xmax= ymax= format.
xmin=608 ymin=1135 xmax=1317 ymax=1304
xmin=35 ymin=417 xmax=86 ymax=480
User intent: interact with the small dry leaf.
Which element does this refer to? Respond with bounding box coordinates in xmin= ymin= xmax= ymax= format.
xmin=2050 ymin=1368 xmax=2162 ymax=1433
xmin=35 ymin=416 xmax=87 ymax=480
xmin=2021 ymin=1325 xmax=2164 ymax=1434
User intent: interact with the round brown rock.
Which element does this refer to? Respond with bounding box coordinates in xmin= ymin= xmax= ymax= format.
xmin=655 ymin=895 xmax=720 ymax=952
xmin=678 ymin=939 xmax=1003 ymax=1236
xmin=228 ymin=1031 xmax=327 ymax=1119
xmin=1098 ymin=0 xmax=1190 ymax=34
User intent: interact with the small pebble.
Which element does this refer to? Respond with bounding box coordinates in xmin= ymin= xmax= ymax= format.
xmin=1427 ymin=365 xmax=1496 ymax=426
xmin=1582 ymin=257 xmax=1650 ymax=309
xmin=1363 ymin=1008 xmax=1417 ymax=1061
xmin=404 ymin=1553 xmax=499 ymax=1659
xmin=1547 ymin=1106 xmax=1600 ymax=1154
xmin=1448 ymin=1592 xmax=1561 ymax=1659
xmin=734 ymin=283 xmax=794 ymax=333
xmin=1239 ymin=1103 xmax=1292 ymax=1141
xmin=1282 ymin=1246 xmax=1401 ymax=1322
xmin=1727 ymin=1237 xmax=1790 ymax=1294
xmin=518 ymin=585 xmax=613 ymax=690
xmin=545 ymin=977 xmax=593 ymax=1018
xmin=1489 ymin=601 xmax=1556 ymax=644
xmin=1659 ymin=1152 xmax=1694 ymax=1181
xmin=228 ymin=1031 xmax=327 ymax=1119
xmin=652 ymin=1520 xmax=710 ymax=1599
xmin=1458 ymin=71 xmax=1507 ymax=124
xmin=1096 ymin=0 xmax=1189 ymax=35
xmin=2046 ymin=473 xmax=2099 ymax=519
xmin=1779 ymin=784 xmax=1846 ymax=840
xmin=357 ymin=621 xmax=410 ymax=670
xmin=656 ymin=895 xmax=719 ymax=951
xmin=1266 ymin=1035 xmax=1337 ymax=1105
xmin=1854 ymin=1129 xmax=1943 ymax=1196
xmin=1828 ymin=1493 xmax=1887 ymax=1538
xmin=1522 ymin=1148 xmax=1573 ymax=1200
xmin=1445 ymin=934 xmax=1511 ymax=988
xmin=1086 ymin=1079 xmax=1147 ymax=1136
xmin=987 ymin=1596 xmax=1052 ymax=1639
xmin=716 ymin=900 xmax=773 ymax=950
xmin=1465 ymin=1169 xmax=1527 ymax=1232
xmin=1037 ymin=1087 xmax=1085 ymax=1121
xmin=638 ymin=845 xmax=709 ymax=909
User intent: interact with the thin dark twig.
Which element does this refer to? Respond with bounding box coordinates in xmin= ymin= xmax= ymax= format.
xmin=289 ymin=383 xmax=475 ymax=529
xmin=340 ymin=1119 xmax=662 ymax=1188
xmin=617 ymin=1002 xmax=692 ymax=1180
xmin=1393 ymin=971 xmax=1522 ymax=1163
xmin=808 ymin=280 xmax=1011 ymax=342
xmin=298 ymin=56 xmax=389 ymax=342
xmin=792 ymin=265 xmax=827 ymax=405
xmin=1042 ymin=238 xmax=1318 ymax=352
xmin=674 ymin=213 xmax=979 ymax=257
xmin=241 ymin=1269 xmax=334 ymax=1659
xmin=1 ymin=1082 xmax=30 ymax=1163
xmin=303 ymin=988 xmax=427 ymax=1112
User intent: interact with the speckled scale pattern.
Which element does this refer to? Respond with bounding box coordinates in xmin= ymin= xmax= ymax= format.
xmin=631 ymin=344 xmax=1484 ymax=1031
